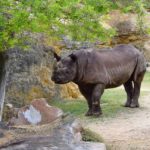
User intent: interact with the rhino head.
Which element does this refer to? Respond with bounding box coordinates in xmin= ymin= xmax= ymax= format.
xmin=51 ymin=52 xmax=77 ymax=84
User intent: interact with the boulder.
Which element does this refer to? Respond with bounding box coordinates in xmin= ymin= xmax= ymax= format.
xmin=0 ymin=119 xmax=106 ymax=150
xmin=8 ymin=98 xmax=63 ymax=125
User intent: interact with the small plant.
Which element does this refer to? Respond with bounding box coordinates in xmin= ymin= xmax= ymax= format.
xmin=82 ymin=128 xmax=104 ymax=142
xmin=134 ymin=0 xmax=146 ymax=34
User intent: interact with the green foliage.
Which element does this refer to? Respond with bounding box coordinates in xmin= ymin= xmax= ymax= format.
xmin=59 ymin=0 xmax=116 ymax=41
xmin=1 ymin=0 xmax=149 ymax=51
xmin=0 ymin=0 xmax=117 ymax=51
xmin=133 ymin=0 xmax=146 ymax=34
xmin=111 ymin=0 xmax=150 ymax=9
xmin=112 ymin=0 xmax=148 ymax=34
xmin=0 ymin=0 xmax=54 ymax=51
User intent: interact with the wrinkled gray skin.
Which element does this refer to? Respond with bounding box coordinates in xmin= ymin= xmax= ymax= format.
xmin=51 ymin=44 xmax=146 ymax=117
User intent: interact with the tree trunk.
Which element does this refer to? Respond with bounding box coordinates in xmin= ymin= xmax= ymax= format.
xmin=0 ymin=52 xmax=8 ymax=121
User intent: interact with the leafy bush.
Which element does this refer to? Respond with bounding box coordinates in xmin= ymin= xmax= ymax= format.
xmin=0 ymin=0 xmax=149 ymax=52
xmin=0 ymin=0 xmax=117 ymax=52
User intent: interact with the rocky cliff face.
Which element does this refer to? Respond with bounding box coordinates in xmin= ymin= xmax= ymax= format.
xmin=106 ymin=10 xmax=150 ymax=61
xmin=4 ymin=42 xmax=81 ymax=108
xmin=5 ymin=45 xmax=53 ymax=107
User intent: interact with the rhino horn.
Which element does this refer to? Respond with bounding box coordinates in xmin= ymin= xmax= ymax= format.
xmin=69 ymin=53 xmax=77 ymax=62
xmin=53 ymin=52 xmax=61 ymax=61
xmin=43 ymin=45 xmax=61 ymax=61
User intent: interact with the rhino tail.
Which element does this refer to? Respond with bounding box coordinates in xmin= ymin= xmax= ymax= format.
xmin=133 ymin=54 xmax=147 ymax=81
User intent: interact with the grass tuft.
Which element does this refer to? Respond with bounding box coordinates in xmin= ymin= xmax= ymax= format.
xmin=81 ymin=128 xmax=104 ymax=142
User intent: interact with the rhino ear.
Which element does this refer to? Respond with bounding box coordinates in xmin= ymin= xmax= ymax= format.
xmin=69 ymin=53 xmax=77 ymax=62
xmin=54 ymin=52 xmax=61 ymax=61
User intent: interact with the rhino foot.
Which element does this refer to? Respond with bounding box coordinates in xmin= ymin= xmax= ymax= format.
xmin=85 ymin=109 xmax=93 ymax=116
xmin=130 ymin=102 xmax=139 ymax=108
xmin=85 ymin=110 xmax=102 ymax=117
xmin=92 ymin=105 xmax=102 ymax=117
xmin=124 ymin=102 xmax=131 ymax=107
xmin=92 ymin=111 xmax=102 ymax=117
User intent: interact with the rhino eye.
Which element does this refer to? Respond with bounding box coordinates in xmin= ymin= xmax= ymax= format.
xmin=66 ymin=70 xmax=70 ymax=74
xmin=56 ymin=65 xmax=62 ymax=70
xmin=56 ymin=62 xmax=64 ymax=68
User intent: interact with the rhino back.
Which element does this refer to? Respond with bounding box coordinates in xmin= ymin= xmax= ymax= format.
xmin=82 ymin=45 xmax=143 ymax=87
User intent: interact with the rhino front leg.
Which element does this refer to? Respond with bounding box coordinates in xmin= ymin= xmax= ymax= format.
xmin=78 ymin=85 xmax=93 ymax=116
xmin=92 ymin=84 xmax=105 ymax=117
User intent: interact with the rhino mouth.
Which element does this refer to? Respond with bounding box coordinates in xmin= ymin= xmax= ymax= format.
xmin=51 ymin=76 xmax=69 ymax=84
xmin=54 ymin=80 xmax=69 ymax=84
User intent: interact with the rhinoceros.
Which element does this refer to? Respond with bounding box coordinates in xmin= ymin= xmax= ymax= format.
xmin=51 ymin=44 xmax=146 ymax=116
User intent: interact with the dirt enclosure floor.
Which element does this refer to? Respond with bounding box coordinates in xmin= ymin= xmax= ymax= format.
xmin=84 ymin=88 xmax=150 ymax=150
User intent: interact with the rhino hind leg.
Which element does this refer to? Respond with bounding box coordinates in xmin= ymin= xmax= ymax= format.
xmin=123 ymin=80 xmax=133 ymax=107
xmin=130 ymin=71 xmax=145 ymax=108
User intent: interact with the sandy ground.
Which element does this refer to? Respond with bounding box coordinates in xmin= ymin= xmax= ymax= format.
xmin=84 ymin=87 xmax=150 ymax=150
